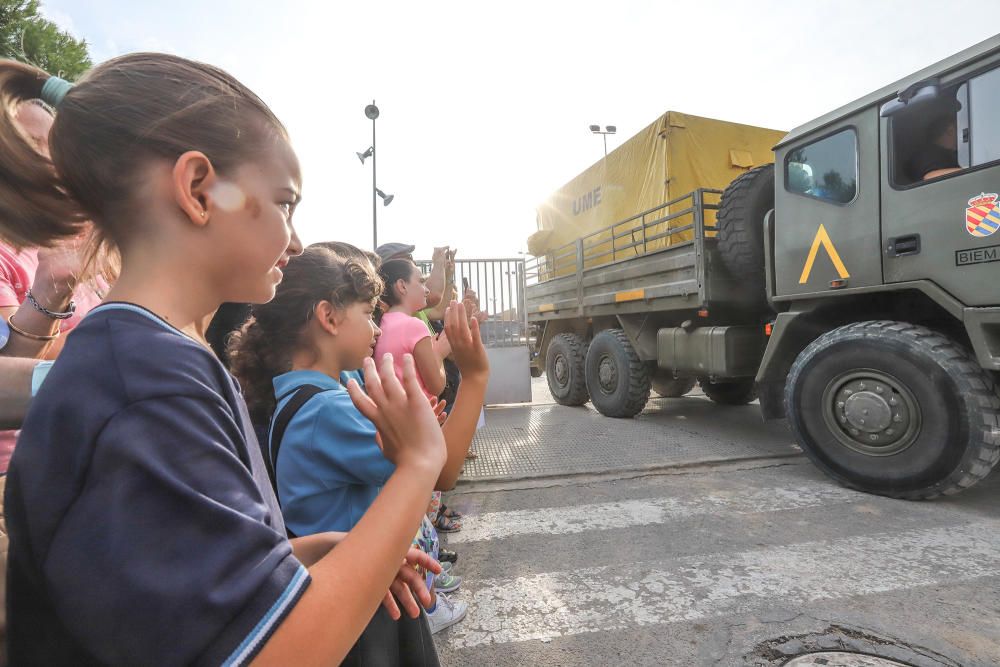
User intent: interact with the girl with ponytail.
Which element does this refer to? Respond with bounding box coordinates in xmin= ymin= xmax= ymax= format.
xmin=0 ymin=98 xmax=107 ymax=488
xmin=0 ymin=55 xmax=447 ymax=666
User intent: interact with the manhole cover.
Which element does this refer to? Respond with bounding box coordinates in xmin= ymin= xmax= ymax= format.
xmin=785 ymin=653 xmax=913 ymax=667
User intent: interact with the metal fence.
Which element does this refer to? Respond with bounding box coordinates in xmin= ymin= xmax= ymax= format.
xmin=414 ymin=258 xmax=527 ymax=348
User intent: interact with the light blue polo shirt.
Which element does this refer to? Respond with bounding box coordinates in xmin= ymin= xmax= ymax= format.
xmin=270 ymin=369 xmax=395 ymax=535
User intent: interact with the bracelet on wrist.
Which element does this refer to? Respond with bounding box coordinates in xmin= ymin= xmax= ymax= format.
xmin=26 ymin=288 xmax=76 ymax=320
xmin=7 ymin=315 xmax=60 ymax=342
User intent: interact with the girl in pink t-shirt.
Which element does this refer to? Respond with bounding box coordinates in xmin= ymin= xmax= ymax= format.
xmin=374 ymin=259 xmax=464 ymax=535
xmin=374 ymin=259 xmax=450 ymax=401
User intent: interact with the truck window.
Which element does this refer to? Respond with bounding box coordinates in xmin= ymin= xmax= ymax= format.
xmin=889 ymin=85 xmax=961 ymax=186
xmin=967 ymin=66 xmax=1000 ymax=167
xmin=784 ymin=129 xmax=858 ymax=204
xmin=890 ymin=66 xmax=1000 ymax=186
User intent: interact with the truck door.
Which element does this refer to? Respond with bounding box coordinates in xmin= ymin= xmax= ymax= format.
xmin=881 ymin=64 xmax=1000 ymax=306
xmin=773 ymin=109 xmax=883 ymax=297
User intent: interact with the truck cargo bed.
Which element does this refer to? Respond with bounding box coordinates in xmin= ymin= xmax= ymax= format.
xmin=525 ymin=189 xmax=750 ymax=321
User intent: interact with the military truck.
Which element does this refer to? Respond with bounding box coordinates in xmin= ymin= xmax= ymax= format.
xmin=525 ymin=35 xmax=1000 ymax=499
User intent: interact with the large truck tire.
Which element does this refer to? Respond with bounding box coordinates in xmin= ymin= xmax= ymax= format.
xmin=652 ymin=374 xmax=697 ymax=398
xmin=545 ymin=333 xmax=589 ymax=406
xmin=700 ymin=378 xmax=758 ymax=405
xmin=585 ymin=329 xmax=651 ymax=418
xmin=716 ymin=163 xmax=775 ymax=298
xmin=785 ymin=320 xmax=1000 ymax=500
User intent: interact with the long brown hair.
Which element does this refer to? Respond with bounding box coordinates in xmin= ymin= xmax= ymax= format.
xmin=0 ymin=54 xmax=285 ymax=255
xmin=376 ymin=258 xmax=419 ymax=324
xmin=228 ymin=247 xmax=383 ymax=426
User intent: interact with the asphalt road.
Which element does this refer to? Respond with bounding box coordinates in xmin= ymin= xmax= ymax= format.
xmin=432 ymin=382 xmax=1000 ymax=666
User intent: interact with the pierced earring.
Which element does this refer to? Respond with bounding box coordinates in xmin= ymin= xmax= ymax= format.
xmin=200 ymin=211 xmax=206 ymax=218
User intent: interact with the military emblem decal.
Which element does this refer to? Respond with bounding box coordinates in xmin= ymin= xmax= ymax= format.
xmin=965 ymin=193 xmax=1000 ymax=238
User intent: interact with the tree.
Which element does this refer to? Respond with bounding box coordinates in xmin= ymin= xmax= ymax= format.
xmin=0 ymin=0 xmax=91 ymax=81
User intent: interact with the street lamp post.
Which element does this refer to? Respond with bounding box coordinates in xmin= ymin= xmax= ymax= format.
xmin=365 ymin=101 xmax=380 ymax=249
xmin=357 ymin=102 xmax=394 ymax=249
xmin=589 ymin=124 xmax=617 ymax=157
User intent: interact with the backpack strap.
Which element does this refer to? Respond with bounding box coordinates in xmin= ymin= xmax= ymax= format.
xmin=263 ymin=384 xmax=331 ymax=502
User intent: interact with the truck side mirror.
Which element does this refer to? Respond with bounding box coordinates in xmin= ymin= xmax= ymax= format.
xmin=879 ymin=79 xmax=941 ymax=118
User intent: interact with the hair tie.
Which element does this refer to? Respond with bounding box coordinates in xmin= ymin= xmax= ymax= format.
xmin=40 ymin=76 xmax=73 ymax=108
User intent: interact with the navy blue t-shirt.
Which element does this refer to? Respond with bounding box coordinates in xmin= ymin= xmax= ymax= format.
xmin=5 ymin=303 xmax=310 ymax=666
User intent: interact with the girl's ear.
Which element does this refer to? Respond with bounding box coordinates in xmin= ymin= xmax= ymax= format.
xmin=314 ymin=301 xmax=339 ymax=336
xmin=172 ymin=150 xmax=217 ymax=227
xmin=395 ymin=277 xmax=407 ymax=298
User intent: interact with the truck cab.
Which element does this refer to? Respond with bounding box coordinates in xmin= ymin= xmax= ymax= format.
xmin=770 ymin=36 xmax=1000 ymax=309
xmin=758 ymin=35 xmax=1000 ymax=498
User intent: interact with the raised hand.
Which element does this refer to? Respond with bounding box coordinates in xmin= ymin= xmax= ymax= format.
xmin=380 ymin=548 xmax=442 ymax=620
xmin=462 ymin=288 xmax=487 ymax=323
xmin=347 ymin=353 xmax=446 ymax=471
xmin=432 ymin=330 xmax=452 ymax=360
xmin=429 ymin=397 xmax=448 ymax=426
xmin=444 ymin=301 xmax=489 ymax=381
xmin=34 ymin=232 xmax=90 ymax=303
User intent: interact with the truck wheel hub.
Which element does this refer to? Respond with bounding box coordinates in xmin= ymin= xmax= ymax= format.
xmin=598 ymin=356 xmax=618 ymax=392
xmin=843 ymin=393 xmax=892 ymax=432
xmin=554 ymin=356 xmax=568 ymax=385
xmin=822 ymin=372 xmax=920 ymax=456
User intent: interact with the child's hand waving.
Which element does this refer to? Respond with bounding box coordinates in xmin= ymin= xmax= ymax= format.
xmin=429 ymin=397 xmax=448 ymax=426
xmin=347 ymin=353 xmax=446 ymax=472
xmin=444 ymin=301 xmax=489 ymax=382
xmin=381 ymin=548 xmax=442 ymax=620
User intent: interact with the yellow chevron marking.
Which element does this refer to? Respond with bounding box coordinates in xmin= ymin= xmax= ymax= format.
xmin=799 ymin=224 xmax=850 ymax=285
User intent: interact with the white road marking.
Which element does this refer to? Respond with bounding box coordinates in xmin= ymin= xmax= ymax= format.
xmin=445 ymin=522 xmax=1000 ymax=649
xmin=449 ymin=484 xmax=864 ymax=544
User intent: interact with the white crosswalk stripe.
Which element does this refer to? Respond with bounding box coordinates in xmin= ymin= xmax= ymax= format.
xmin=445 ymin=522 xmax=1000 ymax=650
xmin=449 ymin=484 xmax=863 ymax=544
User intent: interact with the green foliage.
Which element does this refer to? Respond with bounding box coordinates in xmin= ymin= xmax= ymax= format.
xmin=0 ymin=0 xmax=92 ymax=80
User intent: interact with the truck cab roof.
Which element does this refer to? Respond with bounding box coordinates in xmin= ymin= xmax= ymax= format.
xmin=776 ymin=34 xmax=1000 ymax=149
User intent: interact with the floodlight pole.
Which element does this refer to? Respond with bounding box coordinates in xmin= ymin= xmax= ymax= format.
xmin=371 ymin=100 xmax=378 ymax=250
xmin=590 ymin=124 xmax=616 ymax=158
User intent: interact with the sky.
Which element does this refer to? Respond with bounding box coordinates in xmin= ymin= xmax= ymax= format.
xmin=39 ymin=0 xmax=1000 ymax=260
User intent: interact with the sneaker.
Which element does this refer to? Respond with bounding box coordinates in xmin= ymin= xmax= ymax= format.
xmin=440 ymin=561 xmax=454 ymax=574
xmin=427 ymin=593 xmax=467 ymax=634
xmin=438 ymin=548 xmax=459 ymax=564
xmin=434 ymin=571 xmax=462 ymax=593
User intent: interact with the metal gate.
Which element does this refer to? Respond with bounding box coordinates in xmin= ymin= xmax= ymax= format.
xmin=415 ymin=258 xmax=531 ymax=404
